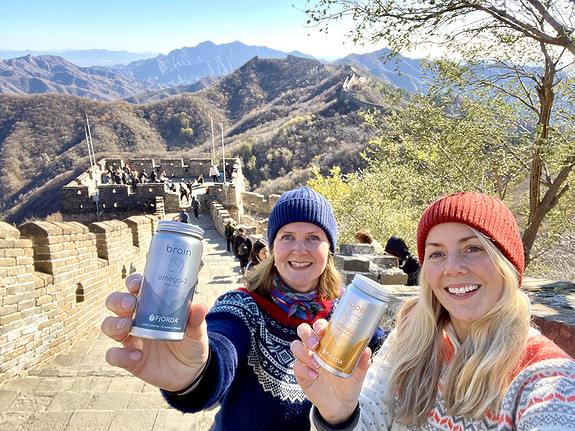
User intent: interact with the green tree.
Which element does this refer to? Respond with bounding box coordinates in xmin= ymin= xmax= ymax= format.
xmin=308 ymin=164 xmax=421 ymax=250
xmin=305 ymin=0 xmax=575 ymax=267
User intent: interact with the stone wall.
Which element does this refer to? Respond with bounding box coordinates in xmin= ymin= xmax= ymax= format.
xmin=242 ymin=191 xmax=281 ymax=215
xmin=0 ymin=216 xmax=157 ymax=384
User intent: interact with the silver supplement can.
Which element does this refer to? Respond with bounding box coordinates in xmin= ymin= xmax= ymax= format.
xmin=314 ymin=274 xmax=391 ymax=378
xmin=131 ymin=221 xmax=204 ymax=341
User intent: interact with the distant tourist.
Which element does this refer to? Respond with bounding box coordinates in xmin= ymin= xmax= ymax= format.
xmin=179 ymin=184 xmax=190 ymax=203
xmin=226 ymin=163 xmax=234 ymax=180
xmin=191 ymin=196 xmax=201 ymax=219
xmin=233 ymin=227 xmax=252 ymax=272
xmin=130 ymin=173 xmax=140 ymax=193
xmin=197 ymin=173 xmax=204 ymax=186
xmin=209 ymin=164 xmax=220 ymax=183
xmin=224 ymin=218 xmax=237 ymax=252
xmin=385 ymin=235 xmax=420 ymax=286
xmin=179 ymin=209 xmax=190 ymax=224
xmin=113 ymin=169 xmax=122 ymax=184
xmin=354 ymin=228 xmax=385 ymax=254
xmin=150 ymin=169 xmax=157 ymax=182
xmin=244 ymin=239 xmax=269 ymax=278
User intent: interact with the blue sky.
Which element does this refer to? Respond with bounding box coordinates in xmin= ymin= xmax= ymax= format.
xmin=0 ymin=0 xmax=386 ymax=59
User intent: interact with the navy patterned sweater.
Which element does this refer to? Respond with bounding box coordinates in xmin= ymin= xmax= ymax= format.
xmin=162 ymin=288 xmax=387 ymax=430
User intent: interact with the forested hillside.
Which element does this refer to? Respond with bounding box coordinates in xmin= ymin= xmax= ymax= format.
xmin=0 ymin=55 xmax=404 ymax=224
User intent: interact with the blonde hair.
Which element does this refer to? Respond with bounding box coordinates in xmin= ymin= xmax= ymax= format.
xmin=386 ymin=228 xmax=530 ymax=425
xmin=245 ymin=251 xmax=342 ymax=300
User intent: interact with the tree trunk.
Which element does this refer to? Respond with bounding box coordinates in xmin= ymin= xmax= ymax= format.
xmin=522 ymin=164 xmax=572 ymax=267
xmin=524 ymin=49 xmax=555 ymax=267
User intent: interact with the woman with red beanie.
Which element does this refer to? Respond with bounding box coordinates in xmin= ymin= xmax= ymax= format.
xmin=293 ymin=191 xmax=575 ymax=430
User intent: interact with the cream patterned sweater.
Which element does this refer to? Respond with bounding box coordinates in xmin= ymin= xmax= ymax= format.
xmin=312 ymin=327 xmax=575 ymax=431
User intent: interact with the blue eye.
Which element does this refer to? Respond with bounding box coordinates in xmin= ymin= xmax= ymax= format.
xmin=465 ymin=245 xmax=483 ymax=253
xmin=428 ymin=251 xmax=444 ymax=259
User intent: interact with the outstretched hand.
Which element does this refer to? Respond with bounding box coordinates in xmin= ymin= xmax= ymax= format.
xmin=100 ymin=273 xmax=210 ymax=392
xmin=291 ymin=320 xmax=371 ymax=426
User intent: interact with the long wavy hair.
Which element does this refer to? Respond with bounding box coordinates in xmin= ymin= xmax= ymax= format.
xmin=385 ymin=227 xmax=530 ymax=425
xmin=245 ymin=250 xmax=342 ymax=300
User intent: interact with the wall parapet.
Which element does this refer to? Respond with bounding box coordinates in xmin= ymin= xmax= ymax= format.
xmin=61 ymin=156 xmax=243 ymax=224
xmin=0 ymin=215 xmax=158 ymax=384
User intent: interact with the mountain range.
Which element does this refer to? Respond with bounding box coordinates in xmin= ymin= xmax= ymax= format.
xmin=0 ymin=54 xmax=403 ymax=224
xmin=0 ymin=49 xmax=158 ymax=67
xmin=0 ymin=41 xmax=426 ymax=102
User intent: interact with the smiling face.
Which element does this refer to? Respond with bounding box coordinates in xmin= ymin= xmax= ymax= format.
xmin=423 ymin=223 xmax=505 ymax=341
xmin=272 ymin=222 xmax=330 ymax=293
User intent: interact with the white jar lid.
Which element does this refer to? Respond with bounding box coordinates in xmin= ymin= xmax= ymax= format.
xmin=157 ymin=220 xmax=204 ymax=240
xmin=351 ymin=274 xmax=391 ymax=302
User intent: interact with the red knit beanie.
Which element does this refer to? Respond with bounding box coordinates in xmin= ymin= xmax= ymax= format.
xmin=417 ymin=192 xmax=524 ymax=284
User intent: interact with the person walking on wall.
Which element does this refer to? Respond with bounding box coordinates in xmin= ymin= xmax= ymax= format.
xmin=292 ymin=191 xmax=575 ymax=431
xmin=180 ymin=183 xmax=190 ymax=204
xmin=191 ymin=196 xmax=201 ymax=220
xmin=233 ymin=227 xmax=252 ymax=272
xmin=224 ymin=218 xmax=237 ymax=253
xmin=100 ymin=186 xmax=388 ymax=430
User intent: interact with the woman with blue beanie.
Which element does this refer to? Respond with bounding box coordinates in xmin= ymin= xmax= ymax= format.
xmin=101 ymin=186 xmax=387 ymax=430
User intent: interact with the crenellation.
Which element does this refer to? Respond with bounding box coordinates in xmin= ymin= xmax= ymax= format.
xmin=62 ymin=156 xmax=244 ymax=222
xmin=0 ymin=213 xmax=161 ymax=383
xmin=124 ymin=215 xmax=154 ymax=249
xmin=0 ymin=223 xmax=20 ymax=239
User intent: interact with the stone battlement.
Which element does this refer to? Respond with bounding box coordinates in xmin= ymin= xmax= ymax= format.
xmin=0 ymin=216 xmax=157 ymax=384
xmin=61 ymin=157 xmax=245 ymax=223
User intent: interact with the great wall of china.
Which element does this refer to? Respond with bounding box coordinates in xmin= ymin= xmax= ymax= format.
xmin=1 ymin=156 xmax=573 ymax=384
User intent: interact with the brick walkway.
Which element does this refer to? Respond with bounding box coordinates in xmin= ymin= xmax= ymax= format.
xmin=0 ymin=212 xmax=243 ymax=431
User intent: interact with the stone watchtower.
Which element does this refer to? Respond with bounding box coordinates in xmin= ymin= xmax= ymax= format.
xmin=61 ymin=156 xmax=245 ymax=224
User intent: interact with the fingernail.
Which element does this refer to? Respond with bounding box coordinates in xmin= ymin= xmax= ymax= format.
xmin=128 ymin=278 xmax=139 ymax=290
xmin=117 ymin=318 xmax=129 ymax=330
xmin=311 ymin=357 xmax=321 ymax=369
xmin=122 ymin=296 xmax=135 ymax=309
xmin=309 ymin=337 xmax=319 ymax=349
xmin=308 ymin=369 xmax=319 ymax=380
xmin=129 ymin=350 xmax=142 ymax=361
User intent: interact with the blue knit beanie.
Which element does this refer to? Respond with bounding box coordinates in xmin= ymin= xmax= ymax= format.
xmin=267 ymin=186 xmax=337 ymax=253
